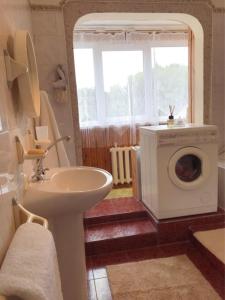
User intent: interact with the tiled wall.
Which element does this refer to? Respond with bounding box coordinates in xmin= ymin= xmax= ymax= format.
xmin=0 ymin=0 xmax=33 ymax=264
xmin=212 ymin=11 xmax=225 ymax=150
xmin=31 ymin=9 xmax=76 ymax=165
xmin=32 ymin=4 xmax=225 ymax=160
xmin=212 ymin=0 xmax=225 ymax=9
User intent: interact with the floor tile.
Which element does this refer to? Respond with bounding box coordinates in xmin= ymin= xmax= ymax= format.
xmin=90 ymin=251 xmax=129 ymax=268
xmin=88 ymin=242 xmax=225 ymax=300
xmin=95 ymin=278 xmax=112 ymax=300
xmin=93 ymin=267 xmax=108 ymax=279
xmin=88 ymin=280 xmax=97 ymax=300
xmin=105 ymin=187 xmax=133 ymax=199
xmin=87 ymin=269 xmax=94 ymax=280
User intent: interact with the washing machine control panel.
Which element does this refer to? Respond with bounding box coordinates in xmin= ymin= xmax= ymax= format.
xmin=157 ymin=130 xmax=218 ymax=146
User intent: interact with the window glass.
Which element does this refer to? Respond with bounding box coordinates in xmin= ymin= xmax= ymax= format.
xmin=152 ymin=47 xmax=188 ymax=121
xmin=74 ymin=35 xmax=189 ymax=128
xmin=102 ymin=51 xmax=144 ymax=119
xmin=74 ymin=49 xmax=97 ymax=125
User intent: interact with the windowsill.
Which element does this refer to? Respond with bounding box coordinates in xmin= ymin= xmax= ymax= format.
xmin=80 ymin=121 xmax=168 ymax=130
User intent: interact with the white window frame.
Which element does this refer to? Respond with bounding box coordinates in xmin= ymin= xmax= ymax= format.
xmin=74 ymin=38 xmax=188 ymax=128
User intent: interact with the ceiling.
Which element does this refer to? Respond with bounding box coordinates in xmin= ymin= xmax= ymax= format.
xmin=29 ymin=0 xmax=225 ymax=9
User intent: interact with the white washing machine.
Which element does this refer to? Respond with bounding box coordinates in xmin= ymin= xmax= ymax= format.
xmin=140 ymin=124 xmax=218 ymax=219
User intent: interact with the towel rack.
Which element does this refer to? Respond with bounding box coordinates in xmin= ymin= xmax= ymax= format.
xmin=0 ymin=200 xmax=48 ymax=300
xmin=12 ymin=198 xmax=48 ymax=229
xmin=0 ymin=198 xmax=48 ymax=300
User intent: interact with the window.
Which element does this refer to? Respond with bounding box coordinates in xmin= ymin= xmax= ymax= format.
xmin=103 ymin=50 xmax=144 ymax=121
xmin=152 ymin=46 xmax=188 ymax=120
xmin=74 ymin=31 xmax=189 ymax=128
xmin=74 ymin=49 xmax=97 ymax=126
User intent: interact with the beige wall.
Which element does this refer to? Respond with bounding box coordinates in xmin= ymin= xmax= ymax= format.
xmin=28 ymin=0 xmax=225 ymax=10
xmin=31 ymin=9 xmax=76 ymax=165
xmin=0 ymin=0 xmax=33 ymax=264
xmin=212 ymin=0 xmax=225 ymax=9
xmin=212 ymin=11 xmax=225 ymax=150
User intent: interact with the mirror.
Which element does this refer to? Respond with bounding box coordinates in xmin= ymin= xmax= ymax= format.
xmin=14 ymin=30 xmax=40 ymax=118
xmin=4 ymin=30 xmax=41 ymax=118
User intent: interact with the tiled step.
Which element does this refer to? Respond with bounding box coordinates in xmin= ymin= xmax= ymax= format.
xmin=149 ymin=208 xmax=225 ymax=244
xmin=190 ymin=222 xmax=225 ymax=274
xmin=84 ymin=197 xmax=149 ymax=226
xmin=189 ymin=221 xmax=225 ymax=234
xmin=85 ymin=217 xmax=157 ymax=256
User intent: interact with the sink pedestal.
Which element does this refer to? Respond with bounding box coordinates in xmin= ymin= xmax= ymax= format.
xmin=50 ymin=213 xmax=88 ymax=300
xmin=23 ymin=167 xmax=113 ymax=300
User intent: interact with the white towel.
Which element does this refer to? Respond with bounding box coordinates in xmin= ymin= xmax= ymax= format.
xmin=38 ymin=90 xmax=70 ymax=168
xmin=0 ymin=223 xmax=63 ymax=300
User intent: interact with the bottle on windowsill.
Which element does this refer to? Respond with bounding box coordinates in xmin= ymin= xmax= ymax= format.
xmin=167 ymin=114 xmax=174 ymax=127
xmin=167 ymin=105 xmax=175 ymax=127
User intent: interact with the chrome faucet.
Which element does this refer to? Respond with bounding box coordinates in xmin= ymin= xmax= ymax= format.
xmin=46 ymin=135 xmax=71 ymax=152
xmin=32 ymin=135 xmax=71 ymax=181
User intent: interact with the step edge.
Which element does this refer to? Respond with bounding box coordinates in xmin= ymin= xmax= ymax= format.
xmin=85 ymin=230 xmax=158 ymax=244
xmin=85 ymin=217 xmax=156 ymax=229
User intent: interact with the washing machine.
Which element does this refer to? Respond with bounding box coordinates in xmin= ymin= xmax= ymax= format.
xmin=140 ymin=124 xmax=218 ymax=219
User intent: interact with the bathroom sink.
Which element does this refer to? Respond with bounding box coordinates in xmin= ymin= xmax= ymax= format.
xmin=24 ymin=167 xmax=113 ymax=218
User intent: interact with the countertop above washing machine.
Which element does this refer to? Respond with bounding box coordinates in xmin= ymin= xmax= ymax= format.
xmin=140 ymin=123 xmax=217 ymax=132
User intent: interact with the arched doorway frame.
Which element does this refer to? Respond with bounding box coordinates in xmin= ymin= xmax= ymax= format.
xmin=63 ymin=1 xmax=213 ymax=165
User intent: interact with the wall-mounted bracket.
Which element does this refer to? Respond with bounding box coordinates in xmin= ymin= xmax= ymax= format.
xmin=4 ymin=49 xmax=28 ymax=88
xmin=12 ymin=197 xmax=48 ymax=229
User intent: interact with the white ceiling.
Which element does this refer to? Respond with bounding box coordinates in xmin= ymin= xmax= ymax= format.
xmin=29 ymin=0 xmax=225 ymax=8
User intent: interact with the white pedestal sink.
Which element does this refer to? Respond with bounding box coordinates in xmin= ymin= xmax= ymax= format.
xmin=24 ymin=167 xmax=112 ymax=300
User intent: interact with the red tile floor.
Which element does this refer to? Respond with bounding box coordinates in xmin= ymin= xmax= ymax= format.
xmin=87 ymin=242 xmax=225 ymax=300
xmin=86 ymin=242 xmax=225 ymax=300
xmin=85 ymin=197 xmax=225 ymax=299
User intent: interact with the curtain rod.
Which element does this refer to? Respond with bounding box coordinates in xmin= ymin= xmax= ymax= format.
xmin=74 ymin=29 xmax=188 ymax=34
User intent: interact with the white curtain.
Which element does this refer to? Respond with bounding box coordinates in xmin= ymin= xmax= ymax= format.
xmin=74 ymin=30 xmax=188 ymax=145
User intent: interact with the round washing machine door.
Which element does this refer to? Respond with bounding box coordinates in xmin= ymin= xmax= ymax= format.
xmin=168 ymin=147 xmax=210 ymax=190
